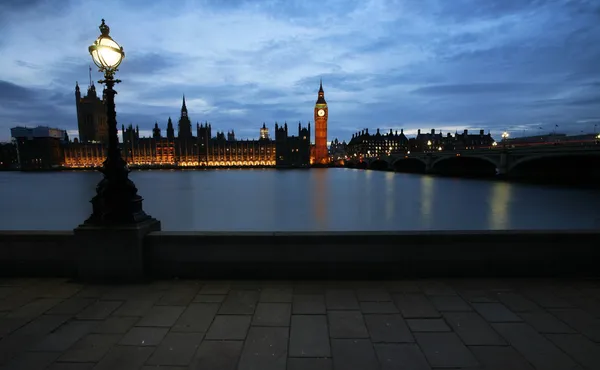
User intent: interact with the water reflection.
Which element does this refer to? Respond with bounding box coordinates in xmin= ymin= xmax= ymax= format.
xmin=420 ymin=175 xmax=434 ymax=228
xmin=385 ymin=172 xmax=395 ymax=222
xmin=488 ymin=182 xmax=512 ymax=229
xmin=2 ymin=170 xmax=600 ymax=231
xmin=311 ymin=169 xmax=328 ymax=229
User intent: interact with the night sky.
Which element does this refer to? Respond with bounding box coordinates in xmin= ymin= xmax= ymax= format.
xmin=0 ymin=0 xmax=599 ymax=143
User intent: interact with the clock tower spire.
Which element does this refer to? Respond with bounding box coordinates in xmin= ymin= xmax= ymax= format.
xmin=314 ymin=79 xmax=328 ymax=165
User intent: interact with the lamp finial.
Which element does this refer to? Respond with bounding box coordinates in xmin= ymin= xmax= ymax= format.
xmin=99 ymin=19 xmax=110 ymax=36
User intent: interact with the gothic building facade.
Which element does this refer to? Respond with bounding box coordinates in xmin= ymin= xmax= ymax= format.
xmin=314 ymin=80 xmax=329 ymax=165
xmin=75 ymin=79 xmax=109 ymax=144
xmin=64 ymin=95 xmax=311 ymax=168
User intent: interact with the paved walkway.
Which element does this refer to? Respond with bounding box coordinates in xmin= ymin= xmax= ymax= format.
xmin=1 ymin=278 xmax=599 ymax=369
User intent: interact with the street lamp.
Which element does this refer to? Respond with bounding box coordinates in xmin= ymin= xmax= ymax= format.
xmin=501 ymin=131 xmax=509 ymax=148
xmin=85 ymin=19 xmax=151 ymax=224
xmin=427 ymin=140 xmax=432 ymax=152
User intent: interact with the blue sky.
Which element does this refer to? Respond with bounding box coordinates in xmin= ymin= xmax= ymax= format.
xmin=0 ymin=0 xmax=599 ymax=143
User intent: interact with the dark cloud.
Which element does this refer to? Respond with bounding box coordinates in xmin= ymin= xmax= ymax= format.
xmin=0 ymin=80 xmax=37 ymax=101
xmin=411 ymin=83 xmax=544 ymax=96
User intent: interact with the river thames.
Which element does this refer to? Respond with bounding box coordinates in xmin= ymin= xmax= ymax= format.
xmin=0 ymin=169 xmax=599 ymax=231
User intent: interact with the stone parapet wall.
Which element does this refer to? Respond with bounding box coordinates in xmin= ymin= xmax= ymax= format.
xmin=1 ymin=230 xmax=598 ymax=279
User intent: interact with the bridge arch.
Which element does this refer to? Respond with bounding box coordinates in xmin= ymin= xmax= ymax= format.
xmin=431 ymin=155 xmax=498 ymax=177
xmin=508 ymin=152 xmax=600 ymax=183
xmin=369 ymin=159 xmax=390 ymax=171
xmin=392 ymin=157 xmax=427 ymax=173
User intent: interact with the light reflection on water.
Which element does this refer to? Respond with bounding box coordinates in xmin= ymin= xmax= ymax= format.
xmin=0 ymin=169 xmax=598 ymax=231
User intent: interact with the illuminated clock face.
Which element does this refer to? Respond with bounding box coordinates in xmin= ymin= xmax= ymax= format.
xmin=317 ymin=109 xmax=325 ymax=117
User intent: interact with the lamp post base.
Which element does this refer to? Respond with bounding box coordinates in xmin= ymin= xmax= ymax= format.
xmin=74 ymin=217 xmax=161 ymax=282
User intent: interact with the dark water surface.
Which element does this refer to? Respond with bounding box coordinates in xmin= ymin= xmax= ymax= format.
xmin=0 ymin=169 xmax=599 ymax=231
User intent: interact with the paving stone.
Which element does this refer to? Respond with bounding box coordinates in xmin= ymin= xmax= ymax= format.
xmin=119 ymin=327 xmax=169 ymax=346
xmin=360 ymin=302 xmax=399 ymax=314
xmin=230 ymin=281 xmax=263 ymax=290
xmin=172 ymin=303 xmax=219 ymax=333
xmin=443 ymin=312 xmax=505 ymax=345
xmin=5 ymin=298 xmax=62 ymax=318
xmin=58 ymin=333 xmax=121 ymax=362
xmin=47 ymin=363 xmax=95 ymax=370
xmin=428 ymin=295 xmax=472 ymax=312
xmin=238 ymin=326 xmax=288 ymax=370
xmin=386 ymin=281 xmax=421 ymax=293
xmin=406 ymin=319 xmax=450 ymax=332
xmin=136 ymin=305 xmax=185 ymax=327
xmin=519 ymin=311 xmax=576 ymax=333
xmin=112 ymin=300 xmax=155 ymax=317
xmin=546 ymin=333 xmax=600 ymax=370
xmin=219 ymin=290 xmax=259 ymax=314
xmin=198 ymin=283 xmax=230 ymax=295
xmin=1 ymin=351 xmax=60 ymax=370
xmin=293 ymin=294 xmax=326 ymax=314
xmin=496 ymin=291 xmax=540 ymax=312
xmin=374 ymin=343 xmax=431 ymax=370
xmin=326 ymin=289 xmax=359 ymax=310
xmin=190 ymin=340 xmax=243 ymax=370
xmin=140 ymin=366 xmax=188 ymax=370
xmin=0 ymin=314 xmax=70 ymax=365
xmin=193 ymin=294 xmax=226 ymax=303
xmin=472 ymin=302 xmax=522 ymax=322
xmin=91 ymin=316 xmax=138 ymax=334
xmin=46 ymin=298 xmax=96 ymax=316
xmin=331 ymin=339 xmax=379 ymax=370
xmin=102 ymin=286 xmax=146 ymax=301
xmin=328 ymin=311 xmax=369 ymax=338
xmin=293 ymin=283 xmax=325 ymax=294
xmin=364 ymin=314 xmax=413 ymax=343
xmin=93 ymin=345 xmax=154 ymax=370
xmin=492 ymin=322 xmax=578 ymax=370
xmin=289 ymin=315 xmax=331 ymax=357
xmin=252 ymin=303 xmax=291 ymax=326
xmin=469 ymin=345 xmax=534 ymax=370
xmin=287 ymin=358 xmax=332 ymax=370
xmin=30 ymin=320 xmax=98 ymax=352
xmin=419 ymin=281 xmax=456 ymax=296
xmin=74 ymin=286 xmax=112 ymax=299
xmin=459 ymin=289 xmax=499 ymax=303
xmin=0 ymin=317 xmax=30 ymax=338
xmin=356 ymin=288 xmax=392 ymax=302
xmin=205 ymin=315 xmax=251 ymax=340
xmin=522 ymin=289 xmax=573 ymax=308
xmin=393 ymin=294 xmax=440 ymax=318
xmin=414 ymin=332 xmax=479 ymax=368
xmin=550 ymin=308 xmax=600 ymax=342
xmin=76 ymin=301 xmax=122 ymax=320
xmin=157 ymin=285 xmax=199 ymax=306
xmin=259 ymin=288 xmax=293 ymax=302
xmin=146 ymin=332 xmax=203 ymax=366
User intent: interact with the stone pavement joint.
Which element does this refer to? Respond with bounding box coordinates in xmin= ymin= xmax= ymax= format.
xmin=0 ymin=278 xmax=599 ymax=369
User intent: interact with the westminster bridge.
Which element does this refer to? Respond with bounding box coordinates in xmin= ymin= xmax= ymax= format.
xmin=346 ymin=144 xmax=600 ymax=181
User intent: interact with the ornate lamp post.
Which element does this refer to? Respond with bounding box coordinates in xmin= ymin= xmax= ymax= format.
xmin=501 ymin=131 xmax=509 ymax=149
xmin=85 ymin=19 xmax=151 ymax=225
xmin=427 ymin=140 xmax=432 ymax=152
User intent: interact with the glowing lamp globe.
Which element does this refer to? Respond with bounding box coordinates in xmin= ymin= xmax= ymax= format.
xmin=89 ymin=19 xmax=124 ymax=71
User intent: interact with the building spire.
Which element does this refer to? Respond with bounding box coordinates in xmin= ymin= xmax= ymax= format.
xmin=88 ymin=66 xmax=93 ymax=87
xmin=319 ymin=78 xmax=323 ymax=92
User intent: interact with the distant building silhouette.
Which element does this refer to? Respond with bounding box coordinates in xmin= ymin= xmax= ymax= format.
xmin=75 ymin=72 xmax=109 ymax=144
xmin=348 ymin=128 xmax=409 ymax=158
xmin=10 ymin=126 xmax=68 ymax=170
xmin=275 ymin=122 xmax=311 ymax=168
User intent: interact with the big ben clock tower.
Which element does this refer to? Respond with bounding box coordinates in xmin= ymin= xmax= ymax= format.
xmin=314 ymin=79 xmax=329 ymax=164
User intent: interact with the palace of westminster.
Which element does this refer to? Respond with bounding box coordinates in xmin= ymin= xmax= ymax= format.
xmin=1 ymin=77 xmax=502 ymax=170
